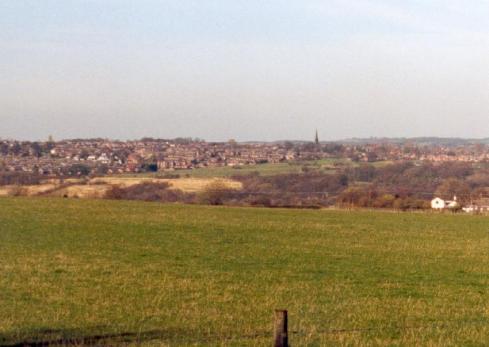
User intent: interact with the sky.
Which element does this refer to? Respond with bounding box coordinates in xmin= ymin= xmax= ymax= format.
xmin=1 ymin=0 xmax=489 ymax=142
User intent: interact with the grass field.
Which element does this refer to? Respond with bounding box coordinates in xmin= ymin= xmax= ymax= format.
xmin=173 ymin=161 xmax=310 ymax=177
xmin=2 ymin=198 xmax=489 ymax=346
xmin=120 ymin=158 xmax=365 ymax=179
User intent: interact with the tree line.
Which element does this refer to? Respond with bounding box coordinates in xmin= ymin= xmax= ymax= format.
xmin=102 ymin=161 xmax=489 ymax=210
xmin=3 ymin=160 xmax=489 ymax=210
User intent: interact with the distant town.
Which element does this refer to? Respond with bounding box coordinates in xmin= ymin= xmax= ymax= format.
xmin=2 ymin=136 xmax=489 ymax=177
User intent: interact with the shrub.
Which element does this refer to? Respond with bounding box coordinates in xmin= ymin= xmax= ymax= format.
xmin=197 ymin=180 xmax=236 ymax=205
xmin=0 ymin=172 xmax=41 ymax=186
xmin=105 ymin=182 xmax=194 ymax=203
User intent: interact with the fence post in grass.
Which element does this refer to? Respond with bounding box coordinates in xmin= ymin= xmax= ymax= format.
xmin=273 ymin=309 xmax=288 ymax=347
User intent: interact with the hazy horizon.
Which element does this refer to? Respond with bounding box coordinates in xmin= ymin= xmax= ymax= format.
xmin=2 ymin=1 xmax=489 ymax=141
xmin=6 ymin=135 xmax=489 ymax=144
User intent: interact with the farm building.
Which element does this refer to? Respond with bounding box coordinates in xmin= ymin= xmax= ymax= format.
xmin=462 ymin=198 xmax=489 ymax=213
xmin=431 ymin=196 xmax=458 ymax=210
xmin=431 ymin=197 xmax=445 ymax=210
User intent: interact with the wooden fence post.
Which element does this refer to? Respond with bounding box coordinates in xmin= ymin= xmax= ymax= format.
xmin=274 ymin=309 xmax=288 ymax=347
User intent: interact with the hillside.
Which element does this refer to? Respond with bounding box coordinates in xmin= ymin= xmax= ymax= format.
xmin=1 ymin=198 xmax=489 ymax=346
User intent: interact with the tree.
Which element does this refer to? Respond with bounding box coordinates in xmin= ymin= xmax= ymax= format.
xmin=30 ymin=142 xmax=43 ymax=158
xmin=198 ymin=180 xmax=235 ymax=205
xmin=283 ymin=141 xmax=294 ymax=150
xmin=142 ymin=163 xmax=158 ymax=172
xmin=302 ymin=142 xmax=317 ymax=152
xmin=435 ymin=178 xmax=471 ymax=203
xmin=95 ymin=164 xmax=109 ymax=175
xmin=11 ymin=143 xmax=22 ymax=156
xmin=373 ymin=194 xmax=396 ymax=208
xmin=366 ymin=152 xmax=378 ymax=162
xmin=79 ymin=149 xmax=90 ymax=160
xmin=0 ymin=143 xmax=9 ymax=155
xmin=67 ymin=164 xmax=91 ymax=176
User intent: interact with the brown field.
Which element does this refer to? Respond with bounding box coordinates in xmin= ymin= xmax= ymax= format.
xmin=0 ymin=177 xmax=242 ymax=199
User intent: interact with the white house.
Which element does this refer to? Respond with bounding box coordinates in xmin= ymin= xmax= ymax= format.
xmin=431 ymin=197 xmax=445 ymax=209
xmin=431 ymin=196 xmax=458 ymax=210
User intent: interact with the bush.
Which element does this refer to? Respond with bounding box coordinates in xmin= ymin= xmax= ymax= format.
xmin=105 ymin=182 xmax=194 ymax=203
xmin=0 ymin=172 xmax=41 ymax=186
xmin=197 ymin=180 xmax=236 ymax=205
xmin=9 ymin=186 xmax=28 ymax=196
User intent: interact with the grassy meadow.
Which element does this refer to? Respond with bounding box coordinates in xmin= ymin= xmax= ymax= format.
xmin=2 ymin=197 xmax=489 ymax=346
xmin=120 ymin=158 xmax=364 ymax=179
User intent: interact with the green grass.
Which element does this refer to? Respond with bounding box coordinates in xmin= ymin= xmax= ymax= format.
xmin=120 ymin=158 xmax=359 ymax=178
xmin=2 ymin=198 xmax=489 ymax=346
xmin=172 ymin=161 xmax=307 ymax=177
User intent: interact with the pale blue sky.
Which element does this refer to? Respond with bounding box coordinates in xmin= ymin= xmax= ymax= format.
xmin=2 ymin=1 xmax=489 ymax=141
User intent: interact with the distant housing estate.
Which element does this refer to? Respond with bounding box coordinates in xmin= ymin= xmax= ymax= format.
xmin=2 ymin=137 xmax=489 ymax=177
xmin=0 ymin=138 xmax=315 ymax=176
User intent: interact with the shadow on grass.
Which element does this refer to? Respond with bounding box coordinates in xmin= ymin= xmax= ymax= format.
xmin=0 ymin=326 xmax=193 ymax=346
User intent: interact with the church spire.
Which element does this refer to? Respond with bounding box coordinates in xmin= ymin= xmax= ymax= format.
xmin=315 ymin=129 xmax=319 ymax=145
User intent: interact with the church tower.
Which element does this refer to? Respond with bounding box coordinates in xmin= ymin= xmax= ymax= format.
xmin=315 ymin=129 xmax=319 ymax=145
